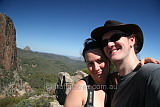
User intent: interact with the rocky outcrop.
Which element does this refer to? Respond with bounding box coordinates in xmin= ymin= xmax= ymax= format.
xmin=0 ymin=70 xmax=33 ymax=99
xmin=0 ymin=13 xmax=17 ymax=71
xmin=57 ymin=72 xmax=74 ymax=95
xmin=71 ymin=70 xmax=88 ymax=83
xmin=23 ymin=45 xmax=31 ymax=51
xmin=55 ymin=71 xmax=88 ymax=105
xmin=49 ymin=100 xmax=63 ymax=107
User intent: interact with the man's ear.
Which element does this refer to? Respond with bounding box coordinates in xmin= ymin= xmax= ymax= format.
xmin=129 ymin=34 xmax=136 ymax=47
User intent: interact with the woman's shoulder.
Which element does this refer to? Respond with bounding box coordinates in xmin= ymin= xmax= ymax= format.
xmin=71 ymin=77 xmax=89 ymax=91
xmin=64 ymin=78 xmax=88 ymax=107
xmin=82 ymin=75 xmax=94 ymax=86
xmin=75 ymin=79 xmax=87 ymax=86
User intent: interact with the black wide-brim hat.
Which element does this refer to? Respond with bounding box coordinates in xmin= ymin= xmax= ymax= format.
xmin=91 ymin=20 xmax=144 ymax=54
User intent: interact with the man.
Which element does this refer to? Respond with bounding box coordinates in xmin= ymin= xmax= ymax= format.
xmin=91 ymin=20 xmax=160 ymax=107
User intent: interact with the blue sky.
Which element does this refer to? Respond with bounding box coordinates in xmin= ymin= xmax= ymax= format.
xmin=0 ymin=0 xmax=160 ymax=60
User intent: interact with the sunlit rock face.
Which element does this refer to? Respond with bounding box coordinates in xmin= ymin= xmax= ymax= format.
xmin=0 ymin=13 xmax=17 ymax=71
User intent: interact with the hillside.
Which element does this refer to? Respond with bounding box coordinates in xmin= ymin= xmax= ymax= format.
xmin=17 ymin=48 xmax=86 ymax=89
xmin=17 ymin=48 xmax=86 ymax=73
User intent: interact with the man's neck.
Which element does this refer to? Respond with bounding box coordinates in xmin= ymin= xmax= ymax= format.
xmin=113 ymin=54 xmax=140 ymax=76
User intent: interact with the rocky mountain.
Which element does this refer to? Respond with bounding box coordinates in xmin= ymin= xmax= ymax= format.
xmin=23 ymin=46 xmax=31 ymax=51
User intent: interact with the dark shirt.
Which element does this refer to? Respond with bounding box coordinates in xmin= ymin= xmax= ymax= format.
xmin=111 ymin=63 xmax=160 ymax=107
xmin=82 ymin=75 xmax=95 ymax=107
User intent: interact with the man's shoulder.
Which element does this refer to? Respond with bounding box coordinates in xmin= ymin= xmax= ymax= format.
xmin=140 ymin=63 xmax=160 ymax=71
xmin=137 ymin=63 xmax=160 ymax=78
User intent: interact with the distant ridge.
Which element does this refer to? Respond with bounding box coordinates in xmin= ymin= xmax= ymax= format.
xmin=67 ymin=56 xmax=84 ymax=61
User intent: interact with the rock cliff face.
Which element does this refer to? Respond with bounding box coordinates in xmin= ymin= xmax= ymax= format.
xmin=0 ymin=13 xmax=17 ymax=71
xmin=0 ymin=13 xmax=32 ymax=99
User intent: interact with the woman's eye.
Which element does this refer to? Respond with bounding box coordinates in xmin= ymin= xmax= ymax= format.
xmin=97 ymin=60 xmax=104 ymax=64
xmin=87 ymin=62 xmax=93 ymax=66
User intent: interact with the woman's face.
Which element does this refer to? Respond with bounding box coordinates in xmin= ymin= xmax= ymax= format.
xmin=85 ymin=48 xmax=109 ymax=84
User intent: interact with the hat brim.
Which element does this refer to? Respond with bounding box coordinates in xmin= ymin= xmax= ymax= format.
xmin=91 ymin=24 xmax=143 ymax=53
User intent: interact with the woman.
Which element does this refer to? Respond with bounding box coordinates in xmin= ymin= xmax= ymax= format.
xmin=64 ymin=38 xmax=160 ymax=107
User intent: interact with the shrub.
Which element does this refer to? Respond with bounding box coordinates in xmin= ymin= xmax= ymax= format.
xmin=0 ymin=95 xmax=28 ymax=107
xmin=16 ymin=97 xmax=54 ymax=107
xmin=81 ymin=68 xmax=89 ymax=74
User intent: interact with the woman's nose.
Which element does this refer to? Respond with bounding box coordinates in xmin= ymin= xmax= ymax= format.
xmin=94 ymin=62 xmax=100 ymax=71
xmin=107 ymin=41 xmax=115 ymax=48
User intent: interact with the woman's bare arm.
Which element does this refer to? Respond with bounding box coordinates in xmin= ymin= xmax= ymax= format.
xmin=64 ymin=80 xmax=87 ymax=107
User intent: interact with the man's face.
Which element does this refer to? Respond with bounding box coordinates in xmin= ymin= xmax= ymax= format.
xmin=101 ymin=30 xmax=134 ymax=62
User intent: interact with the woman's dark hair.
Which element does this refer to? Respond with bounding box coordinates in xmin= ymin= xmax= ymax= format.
xmin=82 ymin=38 xmax=103 ymax=59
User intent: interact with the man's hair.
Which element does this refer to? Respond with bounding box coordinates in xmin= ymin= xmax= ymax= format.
xmin=125 ymin=32 xmax=140 ymax=54
xmin=134 ymin=34 xmax=141 ymax=54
